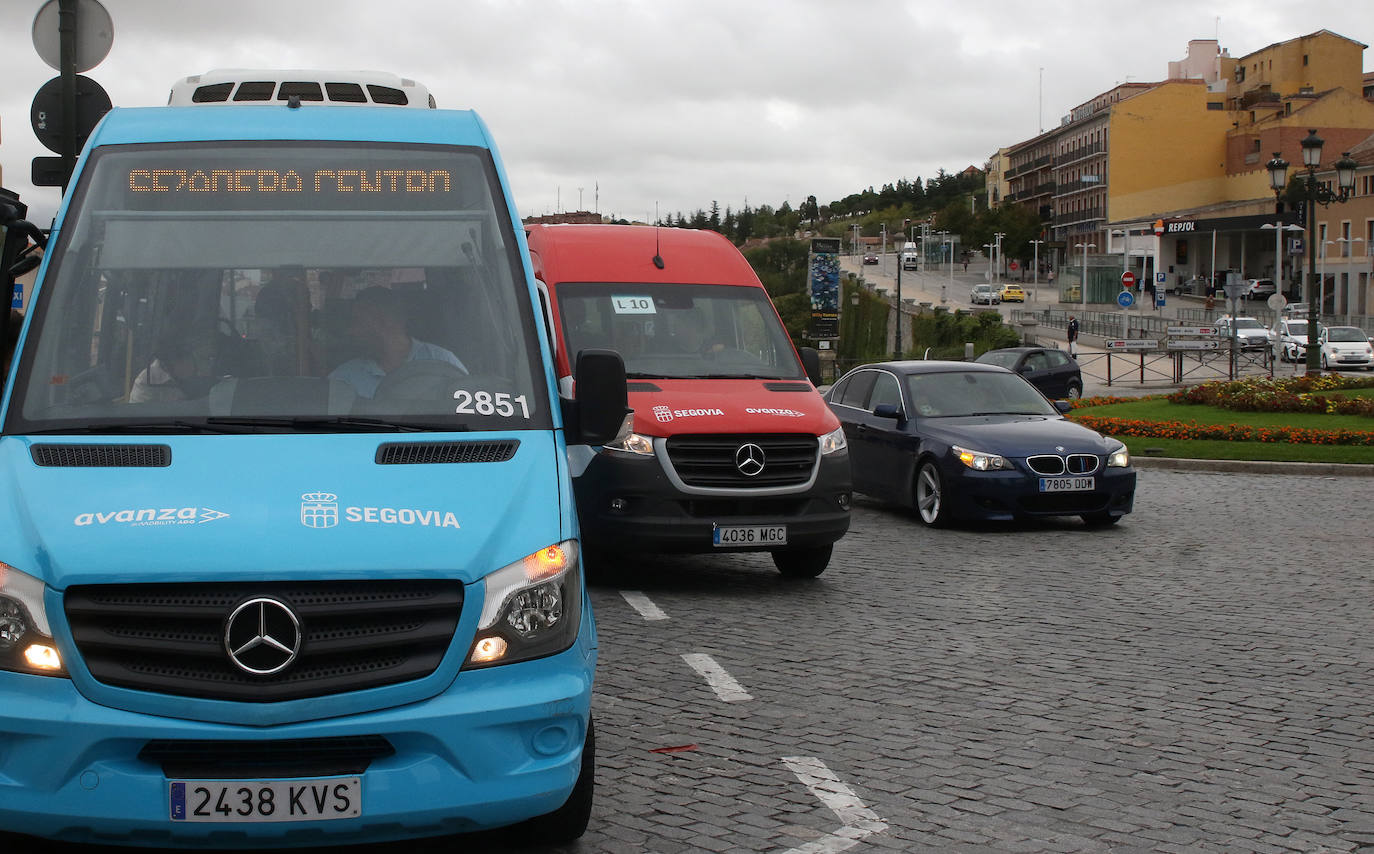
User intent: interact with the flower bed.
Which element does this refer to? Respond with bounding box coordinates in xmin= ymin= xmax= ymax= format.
xmin=1166 ymin=375 xmax=1374 ymax=416
xmin=1071 ymin=415 xmax=1374 ymax=446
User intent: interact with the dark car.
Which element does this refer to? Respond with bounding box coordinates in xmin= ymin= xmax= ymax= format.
xmin=975 ymin=346 xmax=1083 ymax=399
xmin=863 ymin=252 xmax=879 ymax=265
xmin=823 ymin=361 xmax=1135 ymax=528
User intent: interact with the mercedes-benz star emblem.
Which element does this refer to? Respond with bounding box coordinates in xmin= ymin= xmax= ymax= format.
xmin=735 ymin=443 xmax=766 ymax=477
xmin=224 ymin=597 xmax=302 ymax=676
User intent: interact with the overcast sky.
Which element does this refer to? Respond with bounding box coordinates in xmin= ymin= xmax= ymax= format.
xmin=2 ymin=0 xmax=1371 ymax=226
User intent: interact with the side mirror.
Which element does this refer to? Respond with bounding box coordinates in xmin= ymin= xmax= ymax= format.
xmin=873 ymin=403 xmax=903 ymax=420
xmin=570 ymin=348 xmax=629 ymax=446
xmin=1054 ymin=400 xmax=1073 ymax=414
xmin=2 ymin=219 xmax=47 ymax=250
xmin=9 ymin=253 xmax=40 ymax=279
xmin=799 ymin=346 xmax=821 ymax=386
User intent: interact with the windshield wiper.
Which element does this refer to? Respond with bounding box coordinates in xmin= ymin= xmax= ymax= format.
xmin=25 ymin=420 xmax=245 ymax=435
xmin=206 ymin=416 xmax=454 ymax=433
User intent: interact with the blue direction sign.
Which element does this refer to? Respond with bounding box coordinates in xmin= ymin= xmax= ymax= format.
xmin=1117 ymin=290 xmax=1135 ymax=308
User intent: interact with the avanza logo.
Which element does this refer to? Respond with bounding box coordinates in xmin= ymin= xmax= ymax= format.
xmin=74 ymin=507 xmax=230 ymax=527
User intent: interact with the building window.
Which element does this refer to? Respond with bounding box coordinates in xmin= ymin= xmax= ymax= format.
xmin=1303 ymin=54 xmax=1309 ymax=66
xmin=1207 ymin=101 xmax=1223 ymax=110
xmin=1252 ymin=139 xmax=1261 ymax=153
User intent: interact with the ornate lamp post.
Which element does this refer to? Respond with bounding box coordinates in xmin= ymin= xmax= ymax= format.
xmin=1271 ymin=131 xmax=1358 ymax=374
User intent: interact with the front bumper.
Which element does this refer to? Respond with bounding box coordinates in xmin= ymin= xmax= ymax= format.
xmin=940 ymin=461 xmax=1136 ymax=523
xmin=0 ymin=638 xmax=595 ymax=848
xmin=575 ymin=448 xmax=851 ymax=554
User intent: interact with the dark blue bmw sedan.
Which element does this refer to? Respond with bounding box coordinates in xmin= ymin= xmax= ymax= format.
xmin=824 ymin=361 xmax=1136 ymax=527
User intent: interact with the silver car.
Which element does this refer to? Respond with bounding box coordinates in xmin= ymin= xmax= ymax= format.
xmin=1214 ymin=315 xmax=1273 ymax=350
xmin=970 ymin=284 xmax=1000 ymax=305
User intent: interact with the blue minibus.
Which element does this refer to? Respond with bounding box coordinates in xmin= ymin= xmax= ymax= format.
xmin=0 ymin=70 xmax=625 ymax=848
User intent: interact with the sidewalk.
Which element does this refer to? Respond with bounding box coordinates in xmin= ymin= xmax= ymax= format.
xmin=841 ymin=253 xmax=1290 ymax=398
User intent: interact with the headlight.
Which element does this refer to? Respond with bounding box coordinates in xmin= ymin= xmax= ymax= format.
xmin=465 ymin=541 xmax=582 ymax=669
xmin=602 ymin=431 xmax=655 ymax=456
xmin=0 ymin=563 xmax=65 ymax=677
xmin=819 ymin=426 xmax=847 ymax=455
xmin=1106 ymin=443 xmax=1130 ymax=468
xmin=952 ymin=445 xmax=1009 ymax=471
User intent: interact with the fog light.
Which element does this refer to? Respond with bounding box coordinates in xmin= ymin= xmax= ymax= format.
xmin=609 ymin=497 xmax=627 ymax=512
xmin=24 ymin=644 xmax=62 ymax=671
xmin=468 ymin=636 xmax=508 ymax=665
xmin=837 ymin=492 xmax=851 ymax=510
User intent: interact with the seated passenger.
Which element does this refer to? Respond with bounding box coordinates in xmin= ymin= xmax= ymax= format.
xmin=329 ymin=286 xmax=467 ymax=398
xmin=130 ymin=334 xmax=198 ymax=403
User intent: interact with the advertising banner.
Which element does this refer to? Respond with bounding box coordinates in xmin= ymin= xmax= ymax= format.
xmin=808 ymin=237 xmax=841 ymax=339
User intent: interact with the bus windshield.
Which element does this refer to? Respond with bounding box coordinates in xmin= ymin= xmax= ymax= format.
xmin=555 ymin=282 xmax=804 ymax=380
xmin=9 ymin=142 xmax=549 ymax=433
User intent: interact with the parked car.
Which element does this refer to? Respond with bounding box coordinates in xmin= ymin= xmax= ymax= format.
xmin=970 ymin=284 xmax=1001 ymax=305
xmin=823 ymin=361 xmax=1135 ymax=528
xmin=999 ymin=284 xmax=1026 ymax=302
xmin=1318 ymin=326 xmax=1374 ymax=370
xmin=863 ymin=252 xmax=879 ymax=265
xmin=1213 ymin=315 xmax=1274 ymax=350
xmin=1242 ymin=278 xmax=1276 ymax=300
xmin=976 ymin=347 xmax=1083 ymax=399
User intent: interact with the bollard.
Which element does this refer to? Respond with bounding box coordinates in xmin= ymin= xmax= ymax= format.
xmin=964 ymin=342 xmax=974 ymax=361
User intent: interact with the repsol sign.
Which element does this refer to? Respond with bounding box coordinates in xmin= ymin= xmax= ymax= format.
xmin=1165 ymin=220 xmax=1197 ymax=233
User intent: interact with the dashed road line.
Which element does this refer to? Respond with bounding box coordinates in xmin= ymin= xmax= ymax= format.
xmin=620 ymin=590 xmax=669 ymax=621
xmin=681 ymin=653 xmax=753 ymax=702
xmin=779 ymin=756 xmax=887 ymax=854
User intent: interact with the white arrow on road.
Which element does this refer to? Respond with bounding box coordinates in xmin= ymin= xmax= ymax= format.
xmin=779 ymin=756 xmax=887 ymax=854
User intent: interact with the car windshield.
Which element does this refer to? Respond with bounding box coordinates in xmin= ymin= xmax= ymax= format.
xmin=975 ymin=351 xmax=1020 ymax=369
xmin=555 ymin=282 xmax=803 ymax=380
xmin=1328 ymin=327 xmax=1366 ymax=343
xmin=1286 ymin=321 xmax=1308 ymax=336
xmin=1234 ymin=319 xmax=1263 ymax=330
xmin=9 ymin=142 xmax=548 ymax=433
xmin=906 ymin=370 xmax=1058 ymax=417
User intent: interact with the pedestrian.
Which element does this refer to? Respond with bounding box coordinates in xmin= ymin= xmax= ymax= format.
xmin=962 ymin=259 xmax=968 ymax=273
xmin=1067 ymin=314 xmax=1080 ymax=357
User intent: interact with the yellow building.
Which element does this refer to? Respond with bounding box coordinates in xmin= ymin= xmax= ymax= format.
xmin=985 ymin=148 xmax=1011 ymax=209
xmin=995 ymin=29 xmax=1374 ymax=306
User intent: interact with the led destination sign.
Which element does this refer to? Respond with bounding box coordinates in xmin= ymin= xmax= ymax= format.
xmin=127 ymin=168 xmax=453 ymax=195
xmin=95 ymin=144 xmax=488 ymax=213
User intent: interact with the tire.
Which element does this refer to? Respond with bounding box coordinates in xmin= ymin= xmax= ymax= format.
xmin=914 ymin=460 xmax=950 ymax=527
xmin=506 ymin=719 xmax=595 ymax=845
xmin=1081 ymin=512 xmax=1121 ymax=528
xmin=772 ymin=545 xmax=832 ymax=579
xmin=1065 ymin=379 xmax=1083 ymax=399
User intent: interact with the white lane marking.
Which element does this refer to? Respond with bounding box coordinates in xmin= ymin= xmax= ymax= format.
xmin=779 ymin=756 xmax=887 ymax=854
xmin=620 ymin=590 xmax=668 ymax=621
xmin=681 ymin=653 xmax=753 ymax=702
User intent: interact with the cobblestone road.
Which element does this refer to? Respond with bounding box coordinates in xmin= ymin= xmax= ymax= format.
xmin=45 ymin=470 xmax=1372 ymax=854
xmin=559 ymin=468 xmax=1374 ymax=853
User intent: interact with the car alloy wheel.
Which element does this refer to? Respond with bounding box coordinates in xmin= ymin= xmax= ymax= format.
xmin=1066 ymin=379 xmax=1082 ymax=399
xmin=914 ymin=460 xmax=948 ymax=527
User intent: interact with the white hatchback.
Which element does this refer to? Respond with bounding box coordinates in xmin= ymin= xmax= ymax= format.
xmin=1318 ymin=326 xmax=1374 ymax=370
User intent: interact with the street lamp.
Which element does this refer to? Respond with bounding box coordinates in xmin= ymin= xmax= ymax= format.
xmin=992 ymin=232 xmax=1006 ymax=284
xmin=1029 ymin=239 xmax=1045 ymax=292
xmin=1073 ymin=242 xmax=1095 ymax=309
xmin=1270 ymin=131 xmax=1358 ymax=373
xmin=983 ymin=244 xmax=994 ymax=283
